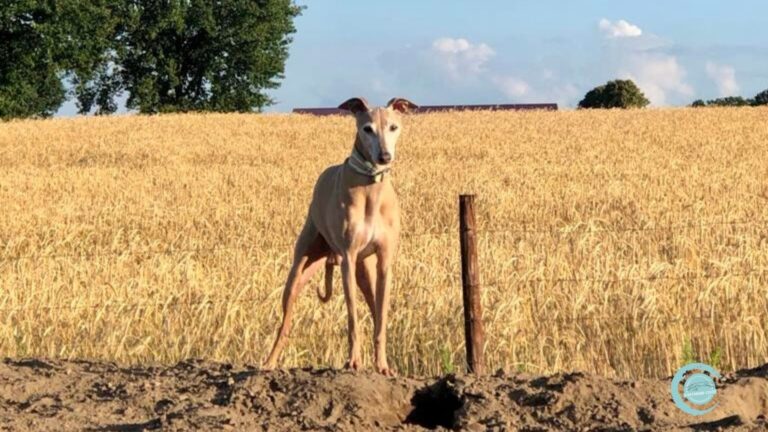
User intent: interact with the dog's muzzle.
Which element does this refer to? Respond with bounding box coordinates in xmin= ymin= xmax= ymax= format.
xmin=347 ymin=147 xmax=391 ymax=182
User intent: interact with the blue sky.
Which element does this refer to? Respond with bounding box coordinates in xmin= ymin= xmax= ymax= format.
xmin=57 ymin=1 xmax=768 ymax=115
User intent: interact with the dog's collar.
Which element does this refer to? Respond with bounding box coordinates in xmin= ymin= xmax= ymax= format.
xmin=346 ymin=147 xmax=391 ymax=183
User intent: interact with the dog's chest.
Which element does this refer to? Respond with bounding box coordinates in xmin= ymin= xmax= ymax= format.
xmin=349 ymin=220 xmax=378 ymax=254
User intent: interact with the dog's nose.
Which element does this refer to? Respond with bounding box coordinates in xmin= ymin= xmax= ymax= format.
xmin=379 ymin=152 xmax=392 ymax=164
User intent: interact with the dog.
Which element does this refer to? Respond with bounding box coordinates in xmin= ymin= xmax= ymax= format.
xmin=264 ymin=96 xmax=417 ymax=375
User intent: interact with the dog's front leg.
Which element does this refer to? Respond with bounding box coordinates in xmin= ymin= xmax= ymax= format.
xmin=374 ymin=244 xmax=395 ymax=376
xmin=341 ymin=252 xmax=362 ymax=369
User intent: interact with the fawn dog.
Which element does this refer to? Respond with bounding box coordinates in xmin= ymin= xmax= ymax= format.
xmin=264 ymin=97 xmax=417 ymax=375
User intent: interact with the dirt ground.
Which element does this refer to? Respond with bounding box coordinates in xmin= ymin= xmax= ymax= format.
xmin=0 ymin=358 xmax=766 ymax=431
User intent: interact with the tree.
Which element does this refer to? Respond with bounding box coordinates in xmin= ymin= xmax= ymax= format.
xmin=689 ymin=90 xmax=768 ymax=108
xmin=78 ymin=0 xmax=302 ymax=114
xmin=704 ymin=96 xmax=752 ymax=107
xmin=753 ymin=89 xmax=768 ymax=106
xmin=0 ymin=1 xmax=64 ymax=119
xmin=0 ymin=1 xmax=119 ymax=119
xmin=691 ymin=99 xmax=706 ymax=108
xmin=57 ymin=0 xmax=122 ymax=115
xmin=1 ymin=1 xmax=302 ymax=119
xmin=578 ymin=79 xmax=650 ymax=109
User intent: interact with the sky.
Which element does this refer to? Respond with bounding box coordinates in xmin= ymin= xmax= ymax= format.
xmin=57 ymin=0 xmax=768 ymax=115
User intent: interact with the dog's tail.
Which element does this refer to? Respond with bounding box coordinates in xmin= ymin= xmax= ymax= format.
xmin=317 ymin=261 xmax=333 ymax=303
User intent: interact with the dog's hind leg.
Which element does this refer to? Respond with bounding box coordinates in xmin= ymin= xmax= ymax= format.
xmin=264 ymin=220 xmax=328 ymax=369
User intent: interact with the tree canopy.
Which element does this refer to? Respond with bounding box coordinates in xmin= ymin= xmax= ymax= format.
xmin=0 ymin=1 xmax=67 ymax=119
xmin=0 ymin=0 xmax=302 ymax=119
xmin=578 ymin=79 xmax=650 ymax=109
xmin=752 ymin=89 xmax=768 ymax=106
xmin=690 ymin=89 xmax=768 ymax=107
xmin=691 ymin=96 xmax=755 ymax=107
xmin=705 ymin=96 xmax=751 ymax=107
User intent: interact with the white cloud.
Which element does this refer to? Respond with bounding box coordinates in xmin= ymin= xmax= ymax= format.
xmin=432 ymin=37 xmax=533 ymax=101
xmin=599 ymin=19 xmax=643 ymax=39
xmin=377 ymin=37 xmax=542 ymax=104
xmin=620 ymin=54 xmax=693 ymax=105
xmin=597 ymin=22 xmax=694 ymax=106
xmin=705 ymin=62 xmax=739 ymax=97
xmin=432 ymin=37 xmax=471 ymax=54
xmin=548 ymin=83 xmax=582 ymax=108
xmin=431 ymin=37 xmax=495 ymax=78
xmin=493 ymin=76 xmax=530 ymax=98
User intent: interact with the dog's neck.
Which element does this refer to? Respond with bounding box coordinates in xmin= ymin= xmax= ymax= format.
xmin=345 ymin=142 xmax=391 ymax=183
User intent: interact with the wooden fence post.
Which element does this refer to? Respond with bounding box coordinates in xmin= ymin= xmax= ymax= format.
xmin=459 ymin=194 xmax=485 ymax=375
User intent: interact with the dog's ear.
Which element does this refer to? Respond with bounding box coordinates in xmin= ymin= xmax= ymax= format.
xmin=387 ymin=97 xmax=418 ymax=114
xmin=338 ymin=97 xmax=370 ymax=114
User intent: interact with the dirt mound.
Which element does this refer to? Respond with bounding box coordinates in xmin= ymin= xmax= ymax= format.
xmin=0 ymin=359 xmax=766 ymax=431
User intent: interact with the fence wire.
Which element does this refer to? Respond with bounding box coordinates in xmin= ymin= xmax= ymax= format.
xmin=0 ymin=296 xmax=262 ymax=313
xmin=2 ymin=218 xmax=766 ymax=263
xmin=418 ymin=218 xmax=768 ymax=236
xmin=0 ymin=218 xmax=766 ymax=312
xmin=484 ymin=268 xmax=765 ymax=288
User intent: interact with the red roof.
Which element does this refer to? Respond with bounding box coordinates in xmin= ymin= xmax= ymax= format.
xmin=293 ymin=103 xmax=557 ymax=115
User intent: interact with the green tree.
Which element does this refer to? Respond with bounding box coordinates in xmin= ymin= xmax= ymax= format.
xmin=58 ymin=0 xmax=122 ymax=115
xmin=578 ymin=79 xmax=650 ymax=109
xmin=0 ymin=1 xmax=119 ymax=119
xmin=1 ymin=1 xmax=301 ymax=119
xmin=691 ymin=99 xmax=706 ymax=108
xmin=0 ymin=1 xmax=64 ymax=119
xmin=705 ymin=96 xmax=752 ymax=107
xmin=79 ymin=0 xmax=302 ymax=114
xmin=752 ymin=89 xmax=768 ymax=106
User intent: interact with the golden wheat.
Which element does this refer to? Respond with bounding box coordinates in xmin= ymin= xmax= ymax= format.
xmin=0 ymin=108 xmax=766 ymax=378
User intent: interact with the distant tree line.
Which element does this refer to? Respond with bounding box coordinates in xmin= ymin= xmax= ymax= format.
xmin=0 ymin=1 xmax=302 ymax=120
xmin=691 ymin=89 xmax=768 ymax=107
xmin=578 ymin=78 xmax=768 ymax=109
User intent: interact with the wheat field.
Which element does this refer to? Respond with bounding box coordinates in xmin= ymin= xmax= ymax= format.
xmin=0 ymin=108 xmax=766 ymax=378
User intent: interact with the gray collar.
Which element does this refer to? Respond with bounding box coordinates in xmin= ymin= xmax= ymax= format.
xmin=345 ymin=147 xmax=391 ymax=182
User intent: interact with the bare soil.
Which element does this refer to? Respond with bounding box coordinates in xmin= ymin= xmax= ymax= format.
xmin=0 ymin=358 xmax=766 ymax=431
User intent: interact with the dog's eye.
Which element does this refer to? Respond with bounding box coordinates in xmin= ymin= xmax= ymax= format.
xmin=363 ymin=125 xmax=374 ymax=134
xmin=389 ymin=124 xmax=399 ymax=132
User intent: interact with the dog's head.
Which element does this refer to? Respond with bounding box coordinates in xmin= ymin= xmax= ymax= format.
xmin=338 ymin=97 xmax=418 ymax=166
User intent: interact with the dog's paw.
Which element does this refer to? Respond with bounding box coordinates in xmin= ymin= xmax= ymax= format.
xmin=376 ymin=365 xmax=397 ymax=377
xmin=344 ymin=358 xmax=362 ymax=371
